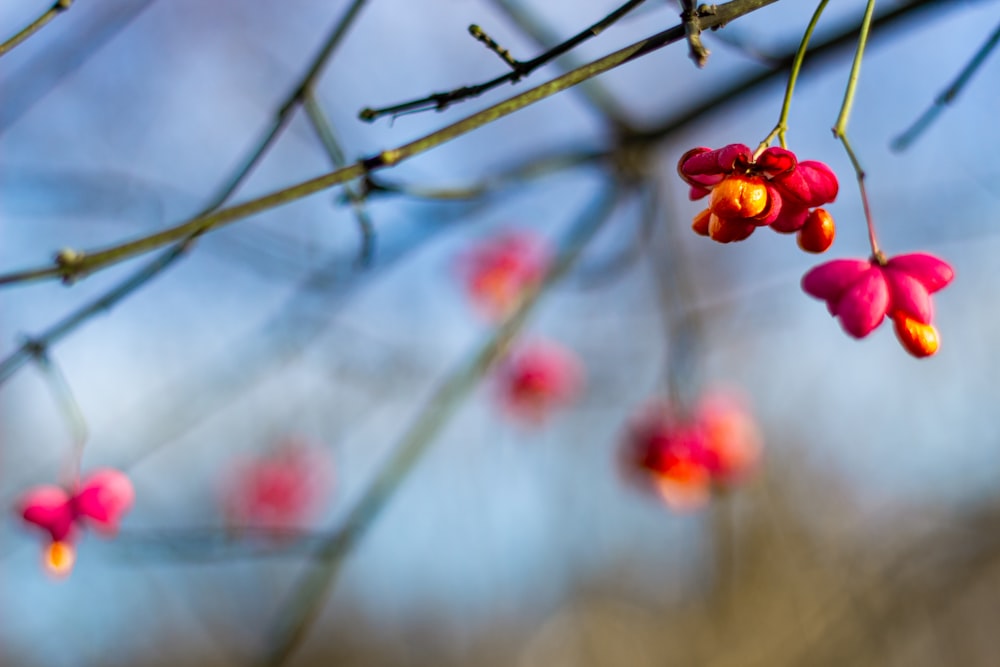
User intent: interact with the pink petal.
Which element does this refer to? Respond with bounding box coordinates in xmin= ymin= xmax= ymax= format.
xmin=885 ymin=253 xmax=954 ymax=293
xmin=755 ymin=147 xmax=797 ymax=175
xmin=680 ymin=143 xmax=751 ymax=176
xmin=18 ymin=485 xmax=75 ymax=542
xmin=769 ymin=202 xmax=809 ymax=233
xmin=884 ymin=268 xmax=933 ymax=323
xmin=835 ymin=268 xmax=889 ymax=338
xmin=770 ymin=160 xmax=839 ymax=206
xmin=75 ymin=469 xmax=134 ymax=534
xmin=801 ymin=259 xmax=872 ymax=302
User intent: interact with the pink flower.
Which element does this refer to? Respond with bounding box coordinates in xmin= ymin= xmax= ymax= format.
xmin=17 ymin=468 xmax=135 ymax=576
xmin=457 ymin=230 xmax=549 ymax=319
xmin=495 ymin=340 xmax=583 ymax=425
xmin=801 ymin=252 xmax=954 ymax=357
xmin=621 ymin=390 xmax=761 ymax=511
xmin=678 ymin=143 xmax=839 ymax=251
xmin=221 ymin=438 xmax=334 ymax=530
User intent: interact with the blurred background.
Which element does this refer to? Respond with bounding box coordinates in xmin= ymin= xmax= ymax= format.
xmin=2 ymin=0 xmax=1000 ymax=664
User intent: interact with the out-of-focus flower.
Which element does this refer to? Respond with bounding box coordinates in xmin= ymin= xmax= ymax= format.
xmin=621 ymin=390 xmax=760 ymax=511
xmin=801 ymin=252 xmax=954 ymax=357
xmin=457 ymin=230 xmax=549 ymax=319
xmin=495 ymin=340 xmax=583 ymax=425
xmin=221 ymin=438 xmax=334 ymax=530
xmin=678 ymin=143 xmax=838 ymax=250
xmin=17 ymin=468 xmax=135 ymax=577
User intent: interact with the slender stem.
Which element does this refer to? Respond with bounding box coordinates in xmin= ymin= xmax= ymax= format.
xmin=832 ymin=0 xmax=880 ymax=259
xmin=755 ymin=0 xmax=830 ymax=156
xmin=838 ymin=134 xmax=881 ymax=258
xmin=260 ymin=183 xmax=623 ymax=667
xmin=0 ymin=0 xmax=779 ymax=289
xmin=359 ymin=0 xmax=649 ymax=121
xmin=31 ymin=349 xmax=87 ymax=487
xmin=833 ymin=0 xmax=877 ymax=137
xmin=893 ymin=18 xmax=1000 ymax=151
xmin=0 ymin=0 xmax=72 ymax=59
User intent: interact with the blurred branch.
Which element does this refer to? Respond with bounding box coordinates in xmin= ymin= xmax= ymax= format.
xmin=0 ymin=0 xmax=154 ymax=133
xmin=0 ymin=0 xmax=780 ymax=288
xmin=358 ymin=0 xmax=649 ymax=122
xmin=200 ymin=0 xmax=370 ymax=213
xmin=0 ymin=241 xmax=193 ymax=386
xmin=0 ymin=0 xmax=73 ymax=58
xmin=302 ymin=92 xmax=376 ymax=266
xmin=260 ymin=183 xmax=625 ymax=667
xmin=892 ymin=18 xmax=1000 ymax=151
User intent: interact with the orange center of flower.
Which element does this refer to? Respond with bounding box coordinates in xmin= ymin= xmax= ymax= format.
xmin=892 ymin=313 xmax=940 ymax=358
xmin=709 ymin=174 xmax=769 ymax=219
xmin=44 ymin=541 xmax=76 ymax=577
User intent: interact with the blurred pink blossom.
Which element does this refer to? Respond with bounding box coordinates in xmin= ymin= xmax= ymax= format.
xmin=221 ymin=438 xmax=334 ymax=530
xmin=621 ymin=389 xmax=760 ymax=512
xmin=495 ymin=340 xmax=583 ymax=425
xmin=17 ymin=468 xmax=134 ymax=576
xmin=457 ymin=229 xmax=549 ymax=319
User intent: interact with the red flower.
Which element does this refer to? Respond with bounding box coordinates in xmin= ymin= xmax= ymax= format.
xmin=801 ymin=252 xmax=954 ymax=357
xmin=622 ymin=390 xmax=760 ymax=511
xmin=495 ymin=340 xmax=583 ymax=425
xmin=457 ymin=230 xmax=549 ymax=319
xmin=221 ymin=438 xmax=334 ymax=530
xmin=17 ymin=468 xmax=134 ymax=576
xmin=678 ymin=143 xmax=839 ymax=251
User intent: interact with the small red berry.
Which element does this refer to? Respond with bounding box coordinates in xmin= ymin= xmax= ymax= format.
xmin=797 ymin=208 xmax=835 ymax=253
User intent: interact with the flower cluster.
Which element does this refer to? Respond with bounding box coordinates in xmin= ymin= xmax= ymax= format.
xmin=457 ymin=229 xmax=550 ymax=320
xmin=621 ymin=390 xmax=760 ymax=511
xmin=678 ymin=143 xmax=839 ymax=252
xmin=17 ymin=468 xmax=134 ymax=576
xmin=220 ymin=437 xmax=334 ymax=530
xmin=495 ymin=339 xmax=583 ymax=425
xmin=802 ymin=252 xmax=954 ymax=357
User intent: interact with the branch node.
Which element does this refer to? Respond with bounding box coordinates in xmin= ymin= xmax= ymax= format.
xmin=54 ymin=248 xmax=84 ymax=285
xmin=681 ymin=2 xmax=711 ymax=67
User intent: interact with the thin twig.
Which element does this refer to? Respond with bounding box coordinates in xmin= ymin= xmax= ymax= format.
xmin=892 ymin=19 xmax=1000 ymax=151
xmin=302 ymin=92 xmax=376 ymax=266
xmin=486 ymin=0 xmax=635 ymax=128
xmin=0 ymin=0 xmax=73 ymax=59
xmin=0 ymin=0 xmax=779 ymax=289
xmin=358 ymin=0 xmax=649 ymax=121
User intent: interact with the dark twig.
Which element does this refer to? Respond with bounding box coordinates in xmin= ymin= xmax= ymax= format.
xmin=358 ymin=0 xmax=649 ymax=122
xmin=892 ymin=18 xmax=1000 ymax=152
xmin=0 ymin=0 xmax=73 ymax=58
xmin=0 ymin=0 xmax=780 ymax=289
xmin=681 ymin=0 xmax=712 ymax=67
xmin=487 ymin=0 xmax=635 ymax=129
